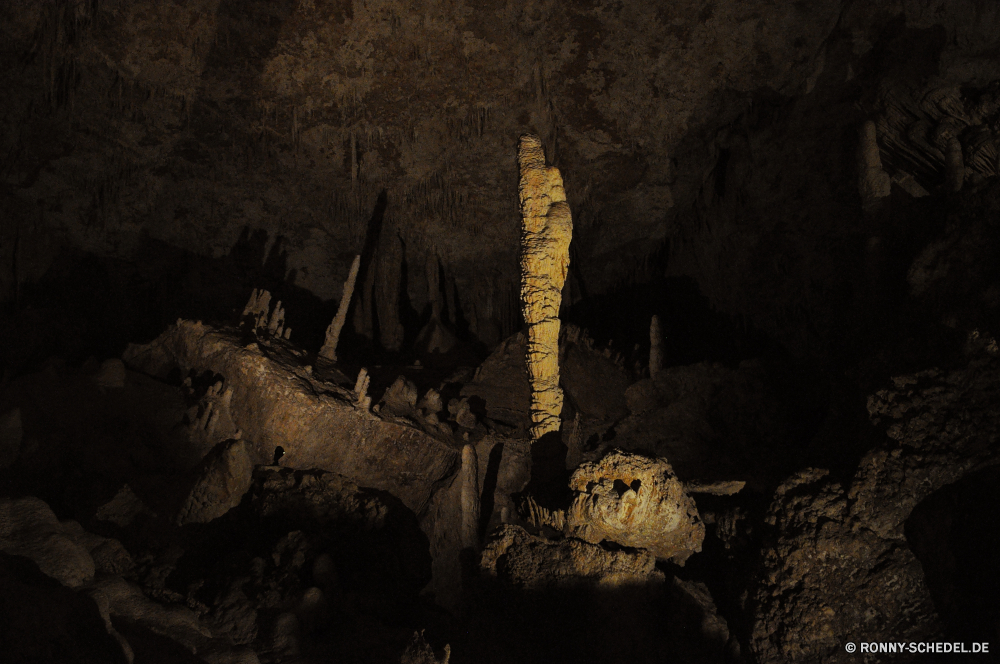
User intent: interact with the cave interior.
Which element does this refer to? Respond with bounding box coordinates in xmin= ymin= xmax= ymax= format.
xmin=1 ymin=1 xmax=1000 ymax=663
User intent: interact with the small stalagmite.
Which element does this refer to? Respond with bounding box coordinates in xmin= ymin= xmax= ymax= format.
xmin=517 ymin=133 xmax=573 ymax=441
xmin=857 ymin=120 xmax=892 ymax=207
xmin=319 ymin=254 xmax=361 ymax=362
xmin=649 ymin=315 xmax=664 ymax=377
xmin=459 ymin=444 xmax=480 ymax=550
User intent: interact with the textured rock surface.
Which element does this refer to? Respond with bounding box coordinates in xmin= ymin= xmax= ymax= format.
xmin=859 ymin=349 xmax=1000 ymax=539
xmin=251 ymin=466 xmax=433 ymax=616
xmin=175 ymin=438 xmax=255 ymax=525
xmin=480 ymin=523 xmax=664 ymax=590
xmin=0 ymin=496 xmax=95 ymax=588
xmin=517 ymin=134 xmax=573 ymax=440
xmin=124 ymin=319 xmax=460 ymax=514
xmin=750 ymin=350 xmax=1000 ymax=662
xmin=749 ymin=468 xmax=941 ymax=663
xmin=566 ymin=449 xmax=704 ymax=564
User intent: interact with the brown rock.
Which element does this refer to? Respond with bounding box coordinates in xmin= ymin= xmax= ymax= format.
xmin=175 ymin=438 xmax=255 ymax=525
xmin=565 ymin=449 xmax=705 ymax=564
xmin=124 ymin=320 xmax=460 ymax=515
xmin=480 ymin=524 xmax=664 ymax=590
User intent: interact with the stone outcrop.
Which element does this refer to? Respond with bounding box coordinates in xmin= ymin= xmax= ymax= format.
xmin=123 ymin=320 xmax=460 ymax=515
xmin=749 ymin=469 xmax=941 ymax=664
xmin=319 ymin=254 xmax=361 ymax=362
xmin=175 ymin=438 xmax=255 ymax=525
xmin=517 ymin=134 xmax=573 ymax=441
xmin=857 ymin=120 xmax=892 ymax=207
xmin=749 ymin=349 xmax=1000 ymax=663
xmin=0 ymin=496 xmax=95 ymax=588
xmin=565 ymin=449 xmax=705 ymax=565
xmin=480 ymin=524 xmax=664 ymax=590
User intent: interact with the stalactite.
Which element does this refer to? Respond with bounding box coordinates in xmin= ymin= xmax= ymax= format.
xmin=319 ymin=255 xmax=361 ymax=362
xmin=518 ymin=134 xmax=573 ymax=441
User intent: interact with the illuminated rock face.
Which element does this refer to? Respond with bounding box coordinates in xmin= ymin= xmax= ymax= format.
xmin=517 ymin=134 xmax=573 ymax=441
xmin=319 ymin=254 xmax=361 ymax=362
xmin=565 ymin=449 xmax=705 ymax=565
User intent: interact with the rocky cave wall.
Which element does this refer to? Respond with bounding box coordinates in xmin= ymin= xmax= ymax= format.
xmin=5 ymin=0 xmax=1000 ymax=368
xmin=3 ymin=2 xmax=1000 ymax=663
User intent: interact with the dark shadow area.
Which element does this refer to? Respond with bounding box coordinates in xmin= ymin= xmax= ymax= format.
xmin=0 ymin=552 xmax=129 ymax=664
xmin=565 ymin=274 xmax=775 ymax=371
xmin=450 ymin=573 xmax=736 ymax=664
xmin=905 ymin=465 xmax=1000 ymax=645
xmin=0 ymin=228 xmax=337 ymax=379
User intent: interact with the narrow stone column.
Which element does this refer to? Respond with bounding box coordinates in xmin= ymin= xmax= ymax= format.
xmin=460 ymin=444 xmax=480 ymax=549
xmin=649 ymin=314 xmax=663 ymax=377
xmin=517 ymin=134 xmax=573 ymax=441
xmin=857 ymin=120 xmax=891 ymax=207
xmin=319 ymin=254 xmax=361 ymax=362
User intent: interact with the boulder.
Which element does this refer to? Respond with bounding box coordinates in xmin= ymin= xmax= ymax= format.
xmin=0 ymin=496 xmax=95 ymax=588
xmin=175 ymin=438 xmax=255 ymax=525
xmin=124 ymin=320 xmax=459 ymax=515
xmin=480 ymin=524 xmax=664 ymax=589
xmin=566 ymin=449 xmax=704 ymax=564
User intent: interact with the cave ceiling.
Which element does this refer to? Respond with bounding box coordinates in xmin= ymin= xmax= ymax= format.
xmin=4 ymin=0 xmax=1000 ymax=353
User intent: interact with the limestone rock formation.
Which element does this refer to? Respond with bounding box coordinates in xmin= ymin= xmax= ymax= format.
xmin=750 ymin=349 xmax=1000 ymax=662
xmin=241 ymin=289 xmax=288 ymax=339
xmin=319 ymin=254 xmax=361 ymax=362
xmin=380 ymin=375 xmax=420 ymax=419
xmin=459 ymin=444 xmax=480 ymax=550
xmin=400 ymin=631 xmax=451 ymax=664
xmin=749 ymin=469 xmax=941 ymax=663
xmin=251 ymin=466 xmax=432 ymax=617
xmin=480 ymin=523 xmax=664 ymax=589
xmin=95 ymin=484 xmax=152 ymax=527
xmin=649 ymin=314 xmax=664 ymax=377
xmin=945 ymin=136 xmax=966 ymax=192
xmin=517 ymin=134 xmax=573 ymax=441
xmin=123 ymin=320 xmax=459 ymax=514
xmin=175 ymin=438 xmax=255 ymax=525
xmin=461 ymin=325 xmax=629 ymax=434
xmin=565 ymin=449 xmax=705 ymax=565
xmin=857 ymin=120 xmax=892 ymax=206
xmin=0 ymin=496 xmax=95 ymax=588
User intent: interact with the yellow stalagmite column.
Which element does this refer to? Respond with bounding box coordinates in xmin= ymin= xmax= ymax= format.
xmin=517 ymin=134 xmax=573 ymax=441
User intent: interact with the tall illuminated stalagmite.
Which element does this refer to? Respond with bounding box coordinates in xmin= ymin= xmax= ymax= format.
xmin=517 ymin=134 xmax=573 ymax=440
